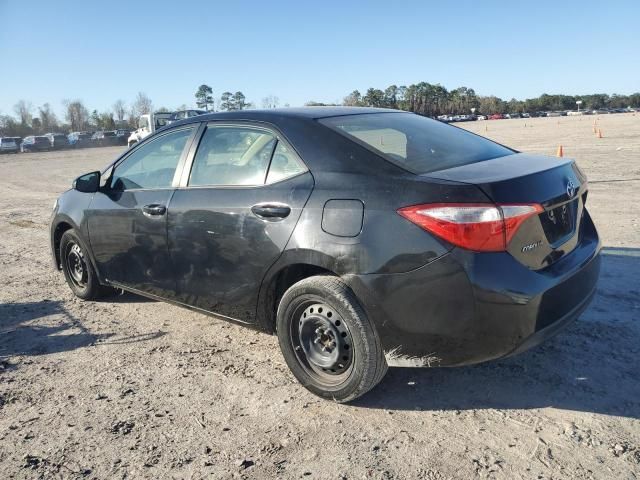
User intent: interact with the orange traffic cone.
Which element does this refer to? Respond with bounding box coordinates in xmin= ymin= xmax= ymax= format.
xmin=597 ymin=129 xmax=603 ymax=138
xmin=556 ymin=145 xmax=564 ymax=157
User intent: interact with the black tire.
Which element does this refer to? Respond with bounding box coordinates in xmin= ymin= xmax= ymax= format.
xmin=60 ymin=229 xmax=115 ymax=300
xmin=276 ymin=275 xmax=387 ymax=403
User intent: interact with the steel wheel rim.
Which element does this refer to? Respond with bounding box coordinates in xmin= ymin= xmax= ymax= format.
xmin=65 ymin=242 xmax=88 ymax=289
xmin=290 ymin=300 xmax=354 ymax=386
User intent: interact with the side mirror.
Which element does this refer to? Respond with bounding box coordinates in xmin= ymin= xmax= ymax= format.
xmin=73 ymin=171 xmax=101 ymax=193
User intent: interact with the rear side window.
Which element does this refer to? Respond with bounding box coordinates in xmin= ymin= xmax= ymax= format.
xmin=189 ymin=126 xmax=276 ymax=186
xmin=320 ymin=112 xmax=513 ymax=174
xmin=266 ymin=142 xmax=306 ymax=184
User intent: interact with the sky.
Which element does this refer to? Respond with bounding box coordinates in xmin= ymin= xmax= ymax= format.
xmin=0 ymin=0 xmax=638 ymax=118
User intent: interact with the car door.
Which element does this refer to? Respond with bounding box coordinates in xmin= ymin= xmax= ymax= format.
xmin=87 ymin=125 xmax=198 ymax=297
xmin=167 ymin=123 xmax=314 ymax=323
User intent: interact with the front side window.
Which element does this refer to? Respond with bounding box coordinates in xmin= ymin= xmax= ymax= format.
xmin=111 ymin=127 xmax=193 ymax=190
xmin=320 ymin=112 xmax=514 ymax=174
xmin=189 ymin=126 xmax=276 ymax=186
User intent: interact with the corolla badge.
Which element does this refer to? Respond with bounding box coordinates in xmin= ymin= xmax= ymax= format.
xmin=566 ymin=179 xmax=577 ymax=198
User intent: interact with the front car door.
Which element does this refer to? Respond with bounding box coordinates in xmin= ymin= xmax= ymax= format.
xmin=167 ymin=122 xmax=314 ymax=323
xmin=87 ymin=125 xmax=197 ymax=297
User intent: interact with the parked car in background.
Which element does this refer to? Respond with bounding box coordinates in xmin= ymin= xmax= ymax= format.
xmin=115 ymin=129 xmax=131 ymax=146
xmin=45 ymin=133 xmax=70 ymax=150
xmin=68 ymin=132 xmax=93 ymax=148
xmin=476 ymin=115 xmax=487 ymax=120
xmin=127 ymin=112 xmax=173 ymax=147
xmin=91 ymin=131 xmax=119 ymax=147
xmin=0 ymin=137 xmax=21 ymax=154
xmin=50 ymin=107 xmax=601 ymax=402
xmin=168 ymin=109 xmax=207 ymax=122
xmin=488 ymin=113 xmax=504 ymax=120
xmin=21 ymin=136 xmax=51 ymax=152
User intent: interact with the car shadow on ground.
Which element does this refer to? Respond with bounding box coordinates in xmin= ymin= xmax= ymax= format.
xmin=0 ymin=299 xmax=164 ymax=361
xmin=354 ymin=247 xmax=640 ymax=419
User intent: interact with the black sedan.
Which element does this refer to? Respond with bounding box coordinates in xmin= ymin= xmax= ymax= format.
xmin=50 ymin=107 xmax=601 ymax=402
xmin=46 ymin=133 xmax=70 ymax=150
xmin=91 ymin=130 xmax=119 ymax=147
xmin=115 ymin=129 xmax=131 ymax=146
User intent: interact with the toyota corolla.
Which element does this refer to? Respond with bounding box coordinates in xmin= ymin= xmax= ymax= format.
xmin=50 ymin=107 xmax=601 ymax=402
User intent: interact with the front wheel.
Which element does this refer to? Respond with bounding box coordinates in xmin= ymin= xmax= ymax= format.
xmin=276 ymin=275 xmax=387 ymax=403
xmin=60 ymin=229 xmax=116 ymax=300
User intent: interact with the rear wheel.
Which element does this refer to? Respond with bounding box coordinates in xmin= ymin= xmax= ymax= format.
xmin=60 ymin=229 xmax=116 ymax=300
xmin=276 ymin=275 xmax=387 ymax=402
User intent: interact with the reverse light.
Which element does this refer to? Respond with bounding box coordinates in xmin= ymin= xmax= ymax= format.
xmin=397 ymin=203 xmax=544 ymax=252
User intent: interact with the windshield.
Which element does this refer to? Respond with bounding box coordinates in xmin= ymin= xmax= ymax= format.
xmin=320 ymin=112 xmax=514 ymax=174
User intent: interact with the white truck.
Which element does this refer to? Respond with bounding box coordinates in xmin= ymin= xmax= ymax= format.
xmin=127 ymin=112 xmax=173 ymax=147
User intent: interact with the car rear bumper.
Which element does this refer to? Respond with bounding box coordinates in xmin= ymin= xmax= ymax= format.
xmin=345 ymin=210 xmax=601 ymax=367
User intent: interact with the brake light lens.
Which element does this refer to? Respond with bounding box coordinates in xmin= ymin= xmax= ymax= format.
xmin=397 ymin=203 xmax=543 ymax=252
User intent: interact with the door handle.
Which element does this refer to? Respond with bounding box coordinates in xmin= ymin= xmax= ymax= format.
xmin=251 ymin=203 xmax=291 ymax=220
xmin=142 ymin=204 xmax=167 ymax=216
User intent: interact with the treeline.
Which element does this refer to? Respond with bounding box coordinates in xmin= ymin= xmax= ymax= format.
xmin=1 ymin=92 xmax=156 ymax=138
xmin=4 ymin=82 xmax=639 ymax=138
xmin=309 ymin=84 xmax=640 ymax=117
xmin=0 ymin=85 xmax=257 ymax=138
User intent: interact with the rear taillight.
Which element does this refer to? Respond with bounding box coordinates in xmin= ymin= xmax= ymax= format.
xmin=397 ymin=203 xmax=543 ymax=252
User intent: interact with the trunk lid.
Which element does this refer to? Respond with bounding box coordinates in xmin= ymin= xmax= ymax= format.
xmin=424 ymin=153 xmax=588 ymax=269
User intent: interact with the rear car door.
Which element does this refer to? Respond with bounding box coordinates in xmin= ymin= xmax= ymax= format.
xmin=87 ymin=125 xmax=197 ymax=297
xmin=167 ymin=122 xmax=313 ymax=322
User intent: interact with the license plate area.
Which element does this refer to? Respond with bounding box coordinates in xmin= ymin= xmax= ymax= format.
xmin=540 ymin=199 xmax=578 ymax=245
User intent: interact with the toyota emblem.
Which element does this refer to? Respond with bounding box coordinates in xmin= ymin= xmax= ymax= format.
xmin=566 ymin=180 xmax=577 ymax=198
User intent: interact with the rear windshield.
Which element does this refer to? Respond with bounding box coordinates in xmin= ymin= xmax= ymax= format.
xmin=319 ymin=112 xmax=513 ymax=174
xmin=103 ymin=131 xmax=116 ymax=137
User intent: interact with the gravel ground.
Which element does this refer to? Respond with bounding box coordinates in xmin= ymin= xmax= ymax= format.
xmin=1 ymin=113 xmax=639 ymax=479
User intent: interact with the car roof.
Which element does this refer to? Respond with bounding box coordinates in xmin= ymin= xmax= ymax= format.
xmin=174 ymin=106 xmax=404 ymax=125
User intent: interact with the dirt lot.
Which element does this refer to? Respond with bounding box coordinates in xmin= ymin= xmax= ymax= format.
xmin=1 ymin=114 xmax=639 ymax=479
